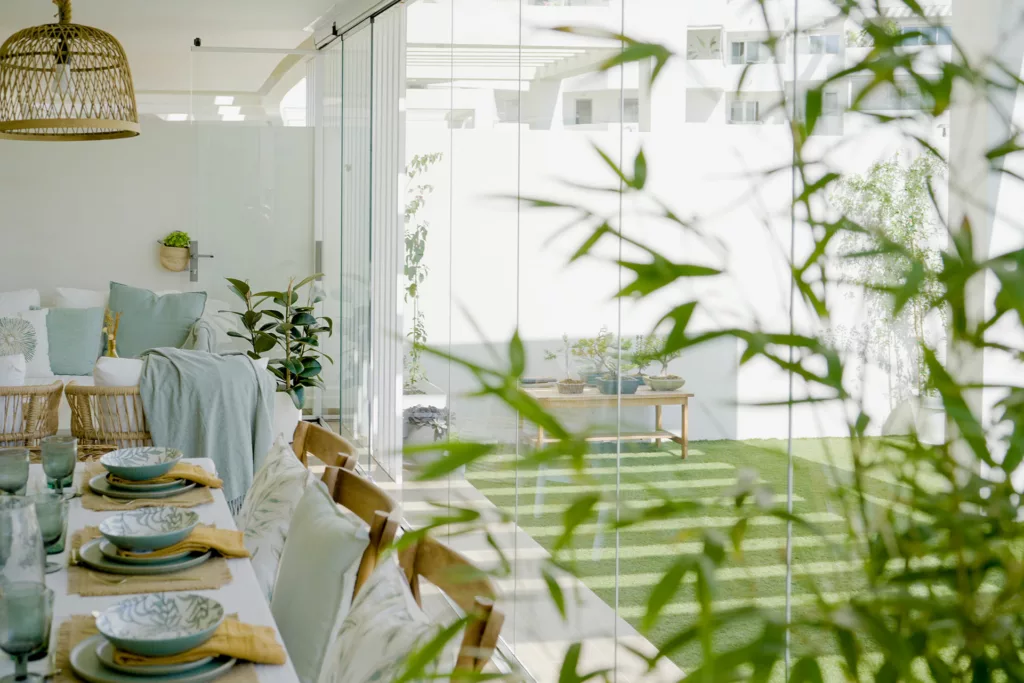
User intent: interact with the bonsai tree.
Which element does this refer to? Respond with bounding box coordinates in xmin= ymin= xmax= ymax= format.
xmin=572 ymin=327 xmax=634 ymax=377
xmin=224 ymin=275 xmax=334 ymax=409
xmin=161 ymin=231 xmax=190 ymax=249
xmin=631 ymin=334 xmax=663 ymax=377
xmin=545 ymin=334 xmax=577 ymax=380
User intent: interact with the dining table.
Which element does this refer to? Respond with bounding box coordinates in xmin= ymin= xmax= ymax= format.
xmin=0 ymin=458 xmax=299 ymax=683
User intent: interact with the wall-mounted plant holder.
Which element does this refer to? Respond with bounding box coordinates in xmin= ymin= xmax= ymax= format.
xmin=158 ymin=232 xmax=191 ymax=272
xmin=159 ymin=244 xmax=189 ymax=272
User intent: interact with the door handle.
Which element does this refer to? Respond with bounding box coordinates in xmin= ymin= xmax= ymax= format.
xmin=188 ymin=240 xmax=214 ymax=283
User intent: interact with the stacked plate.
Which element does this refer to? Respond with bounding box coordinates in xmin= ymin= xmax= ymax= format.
xmin=70 ymin=594 xmax=234 ymax=683
xmin=76 ymin=508 xmax=211 ymax=576
xmin=89 ymin=448 xmax=194 ymax=500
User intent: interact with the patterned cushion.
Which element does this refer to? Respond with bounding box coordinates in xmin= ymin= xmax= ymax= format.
xmin=237 ymin=435 xmax=316 ymax=600
xmin=316 ymin=558 xmax=454 ymax=683
xmin=0 ymin=310 xmax=52 ymax=378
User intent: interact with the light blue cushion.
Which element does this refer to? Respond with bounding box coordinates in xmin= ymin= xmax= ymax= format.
xmin=46 ymin=307 xmax=105 ymax=375
xmin=270 ymin=480 xmax=369 ymax=683
xmin=107 ymin=283 xmax=207 ymax=358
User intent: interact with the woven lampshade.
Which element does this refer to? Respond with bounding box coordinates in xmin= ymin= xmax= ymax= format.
xmin=0 ymin=0 xmax=139 ymax=141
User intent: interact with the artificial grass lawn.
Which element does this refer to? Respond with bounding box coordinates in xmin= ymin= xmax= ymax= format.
xmin=466 ymin=437 xmax=902 ymax=673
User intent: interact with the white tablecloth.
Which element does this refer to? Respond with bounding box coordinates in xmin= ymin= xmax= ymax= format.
xmin=0 ymin=459 xmax=299 ymax=683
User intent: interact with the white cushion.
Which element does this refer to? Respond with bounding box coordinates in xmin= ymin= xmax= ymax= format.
xmin=0 ymin=354 xmax=25 ymax=387
xmin=92 ymin=356 xmax=143 ymax=387
xmin=237 ymin=435 xmax=317 ymax=601
xmin=0 ymin=310 xmax=52 ymax=378
xmin=54 ymin=287 xmax=107 ymax=309
xmin=271 ymin=480 xmax=369 ymax=683
xmin=0 ymin=354 xmax=27 ymax=444
xmin=317 ymin=557 xmax=452 ymax=683
xmin=0 ymin=290 xmax=40 ymax=317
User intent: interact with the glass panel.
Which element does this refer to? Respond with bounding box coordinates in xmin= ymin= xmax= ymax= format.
xmin=340 ymin=26 xmax=373 ymax=462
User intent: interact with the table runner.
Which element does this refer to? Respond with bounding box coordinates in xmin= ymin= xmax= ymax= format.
xmin=68 ymin=527 xmax=231 ymax=597
xmin=79 ymin=463 xmax=215 ymax=512
xmin=55 ymin=615 xmax=258 ymax=683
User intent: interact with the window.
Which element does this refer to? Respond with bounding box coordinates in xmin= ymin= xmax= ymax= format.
xmin=730 ymin=40 xmax=768 ymax=65
xmin=575 ymin=98 xmax=593 ymax=125
xmin=823 ymin=91 xmax=839 ymax=115
xmin=808 ymin=34 xmax=840 ymax=55
xmin=495 ymin=92 xmax=519 ymax=123
xmin=623 ymin=97 xmax=639 ymax=124
xmin=901 ymin=25 xmax=952 ymax=46
xmin=729 ymin=100 xmax=759 ymax=123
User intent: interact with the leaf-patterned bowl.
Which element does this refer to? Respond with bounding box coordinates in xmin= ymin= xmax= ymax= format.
xmin=96 ymin=594 xmax=224 ymax=656
xmin=100 ymin=447 xmax=183 ymax=481
xmin=98 ymin=508 xmax=200 ymax=551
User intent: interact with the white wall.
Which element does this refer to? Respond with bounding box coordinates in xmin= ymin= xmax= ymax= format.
xmin=0 ymin=123 xmax=195 ymax=300
xmin=0 ymin=120 xmax=315 ymax=316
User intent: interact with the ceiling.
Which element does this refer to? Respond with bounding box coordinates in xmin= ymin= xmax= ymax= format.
xmin=0 ymin=0 xmax=336 ymax=92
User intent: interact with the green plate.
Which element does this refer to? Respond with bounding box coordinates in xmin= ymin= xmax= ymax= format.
xmin=77 ymin=538 xmax=211 ymax=576
xmin=71 ymin=635 xmax=235 ymax=683
xmin=89 ymin=474 xmax=196 ymax=500
xmin=98 ymin=539 xmax=192 ymax=566
xmin=106 ymin=475 xmax=187 ymax=493
xmin=95 ymin=639 xmax=215 ymax=676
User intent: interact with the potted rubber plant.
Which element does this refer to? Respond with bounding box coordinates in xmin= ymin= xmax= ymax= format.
xmin=158 ymin=231 xmax=190 ymax=272
xmin=224 ymin=275 xmax=334 ymax=438
xmin=545 ymin=334 xmax=585 ymax=394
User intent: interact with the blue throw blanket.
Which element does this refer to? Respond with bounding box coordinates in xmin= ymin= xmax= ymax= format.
xmin=139 ymin=348 xmax=275 ymax=513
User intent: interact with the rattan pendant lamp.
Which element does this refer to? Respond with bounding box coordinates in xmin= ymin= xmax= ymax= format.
xmin=0 ymin=0 xmax=139 ymax=141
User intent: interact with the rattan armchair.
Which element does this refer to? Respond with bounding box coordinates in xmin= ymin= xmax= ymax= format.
xmin=65 ymin=382 xmax=152 ymax=449
xmin=0 ymin=381 xmax=63 ymax=447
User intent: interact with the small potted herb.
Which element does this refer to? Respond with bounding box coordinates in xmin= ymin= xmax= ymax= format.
xmin=158 ymin=231 xmax=190 ymax=272
xmin=545 ymin=334 xmax=585 ymax=394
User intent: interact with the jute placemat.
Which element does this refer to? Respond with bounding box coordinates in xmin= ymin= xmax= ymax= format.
xmin=79 ymin=463 xmax=215 ymax=511
xmin=68 ymin=527 xmax=232 ymax=597
xmin=55 ymin=615 xmax=258 ymax=683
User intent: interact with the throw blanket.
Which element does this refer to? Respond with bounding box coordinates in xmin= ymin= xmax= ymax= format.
xmin=139 ymin=348 xmax=275 ymax=513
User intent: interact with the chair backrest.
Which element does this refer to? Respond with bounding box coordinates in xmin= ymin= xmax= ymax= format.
xmin=292 ymin=422 xmax=399 ymax=596
xmin=0 ymin=381 xmax=63 ymax=447
xmin=399 ymin=536 xmax=504 ymax=673
xmin=65 ymin=382 xmax=152 ymax=448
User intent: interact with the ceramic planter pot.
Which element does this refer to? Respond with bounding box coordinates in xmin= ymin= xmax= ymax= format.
xmin=647 ymin=377 xmax=686 ymax=392
xmin=158 ymin=245 xmax=189 ymax=272
xmin=582 ymin=371 xmax=604 ymax=386
xmin=557 ymin=380 xmax=586 ymax=395
xmin=273 ymin=392 xmax=302 ymax=442
xmin=597 ymin=376 xmax=642 ymax=395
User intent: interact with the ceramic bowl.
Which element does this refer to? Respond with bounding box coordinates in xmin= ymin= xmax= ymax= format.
xmin=100 ymin=448 xmax=183 ymax=482
xmin=98 ymin=508 xmax=200 ymax=551
xmin=95 ymin=594 xmax=225 ymax=657
xmin=647 ymin=377 xmax=686 ymax=392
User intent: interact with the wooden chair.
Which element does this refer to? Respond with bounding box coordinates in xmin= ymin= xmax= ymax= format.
xmin=0 ymin=381 xmax=63 ymax=447
xmin=65 ymin=382 xmax=152 ymax=449
xmin=399 ymin=536 xmax=505 ymax=672
xmin=291 ymin=422 xmax=399 ymax=595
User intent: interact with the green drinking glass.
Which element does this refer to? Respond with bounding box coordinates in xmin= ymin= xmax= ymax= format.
xmin=0 ymin=450 xmax=29 ymax=496
xmin=29 ymin=494 xmax=66 ymax=573
xmin=0 ymin=582 xmax=53 ymax=683
xmin=40 ymin=436 xmax=76 ymax=498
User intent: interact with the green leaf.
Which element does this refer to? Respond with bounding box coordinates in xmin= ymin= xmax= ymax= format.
xmin=292 ymin=274 xmax=323 ymax=291
xmin=541 ymin=565 xmax=567 ymax=620
xmin=225 ymin=278 xmax=250 ymax=300
xmin=790 ymin=658 xmax=824 ymax=683
xmin=287 ymin=386 xmax=304 ymax=409
xmin=509 ymin=331 xmax=526 ymax=378
xmin=642 ymin=556 xmax=691 ymax=631
xmin=410 ymin=441 xmax=497 ymax=481
xmin=299 ymin=359 xmax=322 ymax=378
xmin=632 ymin=148 xmax=647 ymax=190
xmin=253 ymin=333 xmax=276 ymax=355
xmin=804 ymin=88 xmax=822 ymax=136
xmin=554 ymin=493 xmax=601 ymax=551
xmin=291 ymin=312 xmax=318 ymax=326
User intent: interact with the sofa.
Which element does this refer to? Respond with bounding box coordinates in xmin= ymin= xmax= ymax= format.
xmin=0 ymin=285 xmax=238 ymax=433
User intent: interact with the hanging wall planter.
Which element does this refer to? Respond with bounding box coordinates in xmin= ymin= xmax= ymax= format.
xmin=159 ymin=231 xmax=190 ymax=272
